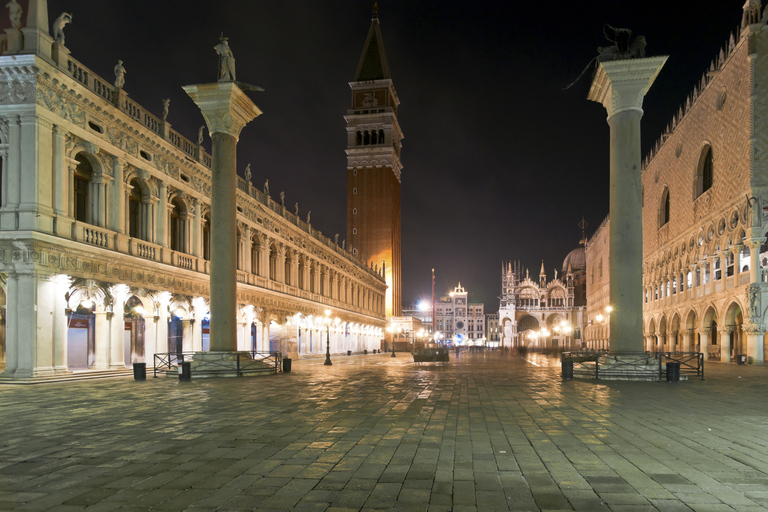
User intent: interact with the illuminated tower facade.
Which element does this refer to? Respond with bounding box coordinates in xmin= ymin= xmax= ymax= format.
xmin=345 ymin=7 xmax=403 ymax=317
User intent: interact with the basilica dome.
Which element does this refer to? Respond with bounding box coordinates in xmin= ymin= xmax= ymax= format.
xmin=562 ymin=246 xmax=586 ymax=274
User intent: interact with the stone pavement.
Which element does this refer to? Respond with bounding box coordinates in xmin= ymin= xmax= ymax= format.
xmin=1 ymin=351 xmax=768 ymax=512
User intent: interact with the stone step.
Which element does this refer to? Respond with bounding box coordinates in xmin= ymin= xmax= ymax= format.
xmin=0 ymin=368 xmax=138 ymax=385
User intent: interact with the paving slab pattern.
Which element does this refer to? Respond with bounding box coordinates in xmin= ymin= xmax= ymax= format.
xmin=0 ymin=351 xmax=767 ymax=511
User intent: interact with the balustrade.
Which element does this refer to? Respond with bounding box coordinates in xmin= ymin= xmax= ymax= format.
xmin=82 ymin=225 xmax=110 ymax=248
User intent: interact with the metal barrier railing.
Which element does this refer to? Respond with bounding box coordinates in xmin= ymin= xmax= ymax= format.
xmin=561 ymin=351 xmax=704 ymax=380
xmin=153 ymin=351 xmax=282 ymax=378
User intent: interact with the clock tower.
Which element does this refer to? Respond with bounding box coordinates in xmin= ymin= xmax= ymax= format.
xmin=345 ymin=5 xmax=403 ymax=317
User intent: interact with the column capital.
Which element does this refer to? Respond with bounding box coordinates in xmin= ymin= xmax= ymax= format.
xmin=588 ymin=56 xmax=668 ymax=119
xmin=743 ymin=322 xmax=765 ymax=335
xmin=182 ymin=82 xmax=262 ymax=141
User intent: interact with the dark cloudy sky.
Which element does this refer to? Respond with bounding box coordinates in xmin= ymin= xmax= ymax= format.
xmin=46 ymin=0 xmax=750 ymax=310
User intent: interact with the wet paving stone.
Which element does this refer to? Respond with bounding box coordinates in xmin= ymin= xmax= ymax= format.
xmin=1 ymin=352 xmax=768 ymax=510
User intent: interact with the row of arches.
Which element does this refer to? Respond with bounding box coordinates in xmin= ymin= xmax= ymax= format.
xmin=645 ymin=300 xmax=751 ymax=361
xmin=355 ymin=129 xmax=386 ymax=146
xmin=73 ymin=151 xmax=208 ymax=257
xmin=235 ymin=228 xmax=383 ymax=314
xmin=71 ymin=150 xmax=384 ymax=317
xmin=0 ymin=275 xmax=384 ymax=374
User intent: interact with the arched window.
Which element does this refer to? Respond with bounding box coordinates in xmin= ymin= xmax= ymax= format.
xmin=309 ymin=263 xmax=316 ymax=293
xmin=128 ymin=179 xmax=144 ymax=239
xmin=284 ymin=251 xmax=292 ymax=285
xmin=169 ymin=198 xmax=185 ymax=252
xmin=269 ymin=244 xmax=277 ymax=281
xmin=236 ymin=229 xmax=243 ymax=270
xmin=298 ymin=258 xmax=305 ymax=289
xmin=363 ymin=131 xmax=370 ymax=145
xmin=695 ymin=146 xmax=714 ymax=198
xmin=659 ymin=188 xmax=670 ymax=227
xmin=74 ymin=154 xmax=93 ymax=223
xmin=356 ymin=131 xmax=362 ymax=146
xmin=378 ymin=129 xmax=385 ymax=143
xmin=251 ymin=234 xmax=260 ymax=275
xmin=202 ymin=213 xmax=211 ymax=261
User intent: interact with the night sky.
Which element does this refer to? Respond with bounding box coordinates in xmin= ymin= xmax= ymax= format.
xmin=44 ymin=0 xmax=750 ymax=311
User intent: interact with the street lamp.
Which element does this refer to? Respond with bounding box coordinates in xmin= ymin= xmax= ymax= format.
xmin=324 ymin=309 xmax=332 ymax=366
xmin=387 ymin=325 xmax=397 ymax=357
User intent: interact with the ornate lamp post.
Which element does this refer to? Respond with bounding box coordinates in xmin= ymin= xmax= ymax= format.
xmin=324 ymin=309 xmax=332 ymax=366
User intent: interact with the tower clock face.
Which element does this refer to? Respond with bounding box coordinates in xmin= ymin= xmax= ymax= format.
xmin=456 ymin=321 xmax=464 ymax=329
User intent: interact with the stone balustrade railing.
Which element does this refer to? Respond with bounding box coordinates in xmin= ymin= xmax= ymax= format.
xmin=60 ymin=52 xmax=214 ymax=169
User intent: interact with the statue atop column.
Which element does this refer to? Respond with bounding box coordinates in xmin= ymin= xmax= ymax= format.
xmin=215 ymin=34 xmax=236 ymax=82
xmin=597 ymin=25 xmax=646 ymax=62
xmin=52 ymin=12 xmax=72 ymax=46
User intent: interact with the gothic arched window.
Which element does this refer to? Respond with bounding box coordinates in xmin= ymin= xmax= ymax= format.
xmin=694 ymin=146 xmax=714 ymax=198
xmin=659 ymin=188 xmax=670 ymax=227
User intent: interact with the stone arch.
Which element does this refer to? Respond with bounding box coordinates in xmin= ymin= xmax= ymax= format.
xmin=168 ymin=193 xmax=189 ymax=253
xmin=684 ymin=308 xmax=697 ymax=330
xmin=647 ymin=316 xmax=657 ymax=337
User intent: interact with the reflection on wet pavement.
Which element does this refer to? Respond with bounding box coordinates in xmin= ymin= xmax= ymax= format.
xmin=0 ymin=351 xmax=767 ymax=511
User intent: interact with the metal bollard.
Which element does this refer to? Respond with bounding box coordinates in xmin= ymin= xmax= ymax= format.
xmin=561 ymin=360 xmax=573 ymax=380
xmin=666 ymin=362 xmax=680 ymax=382
xmin=178 ymin=361 xmax=191 ymax=381
xmin=133 ymin=362 xmax=146 ymax=381
xmin=283 ymin=358 xmax=292 ymax=373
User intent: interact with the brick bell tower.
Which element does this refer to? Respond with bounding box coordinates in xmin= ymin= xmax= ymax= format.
xmin=345 ymin=3 xmax=403 ymax=317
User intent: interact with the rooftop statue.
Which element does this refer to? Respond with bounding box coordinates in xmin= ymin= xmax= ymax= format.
xmin=5 ymin=0 xmax=21 ymax=29
xmin=53 ymin=12 xmax=73 ymax=46
xmin=215 ymin=35 xmax=236 ymax=82
xmin=197 ymin=126 xmax=205 ymax=145
xmin=161 ymin=98 xmax=170 ymax=121
xmin=114 ymin=60 xmax=126 ymax=89
xmin=244 ymin=164 xmax=252 ymax=182
xmin=597 ymin=24 xmax=646 ymax=62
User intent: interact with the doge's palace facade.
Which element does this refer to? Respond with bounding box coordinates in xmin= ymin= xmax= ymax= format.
xmin=0 ymin=0 xmax=386 ymax=380
xmin=586 ymin=2 xmax=768 ymax=364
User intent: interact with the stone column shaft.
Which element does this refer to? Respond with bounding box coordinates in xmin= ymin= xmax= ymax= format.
xmin=588 ymin=56 xmax=667 ymax=354
xmin=184 ymin=82 xmax=261 ymax=352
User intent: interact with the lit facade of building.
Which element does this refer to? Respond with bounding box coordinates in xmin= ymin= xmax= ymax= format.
xmin=0 ymin=1 xmax=386 ymax=380
xmin=486 ymin=313 xmax=499 ymax=346
xmin=498 ymin=258 xmax=586 ymax=349
xmin=346 ymin=10 xmax=403 ymax=318
xmin=585 ymin=3 xmax=768 ymax=364
xmin=432 ymin=284 xmax=485 ymax=345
